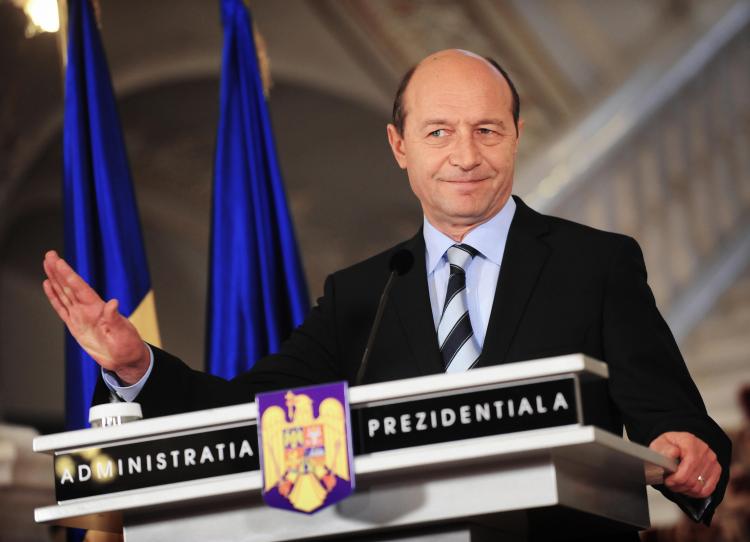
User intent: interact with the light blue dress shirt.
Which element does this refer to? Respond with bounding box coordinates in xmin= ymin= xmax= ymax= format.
xmin=424 ymin=197 xmax=516 ymax=348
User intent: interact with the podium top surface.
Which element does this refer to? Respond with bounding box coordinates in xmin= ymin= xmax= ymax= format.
xmin=34 ymin=354 xmax=607 ymax=454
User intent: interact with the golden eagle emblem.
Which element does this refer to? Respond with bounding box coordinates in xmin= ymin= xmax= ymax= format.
xmin=258 ymin=383 xmax=354 ymax=513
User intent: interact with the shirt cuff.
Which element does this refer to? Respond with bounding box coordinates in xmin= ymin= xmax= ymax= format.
xmin=101 ymin=344 xmax=155 ymax=402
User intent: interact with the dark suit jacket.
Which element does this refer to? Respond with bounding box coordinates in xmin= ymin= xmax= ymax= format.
xmin=94 ymin=196 xmax=731 ymax=532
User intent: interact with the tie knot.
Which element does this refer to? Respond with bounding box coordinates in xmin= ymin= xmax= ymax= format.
xmin=446 ymin=244 xmax=478 ymax=272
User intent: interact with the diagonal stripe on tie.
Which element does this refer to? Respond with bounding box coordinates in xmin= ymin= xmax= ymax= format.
xmin=440 ymin=311 xmax=474 ymax=364
xmin=441 ymin=271 xmax=464 ymax=316
xmin=445 ymin=330 xmax=481 ymax=373
xmin=438 ymin=288 xmax=468 ymax=344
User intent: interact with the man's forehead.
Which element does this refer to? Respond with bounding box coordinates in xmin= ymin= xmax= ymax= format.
xmin=405 ymin=58 xmax=512 ymax=114
xmin=407 ymin=52 xmax=510 ymax=100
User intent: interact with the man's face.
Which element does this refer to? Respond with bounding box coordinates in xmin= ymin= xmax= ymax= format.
xmin=387 ymin=51 xmax=522 ymax=236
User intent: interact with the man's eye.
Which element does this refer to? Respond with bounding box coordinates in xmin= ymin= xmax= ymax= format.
xmin=428 ymin=129 xmax=446 ymax=137
xmin=478 ymin=128 xmax=496 ymax=135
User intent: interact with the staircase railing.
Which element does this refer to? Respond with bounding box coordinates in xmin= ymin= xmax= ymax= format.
xmin=517 ymin=1 xmax=750 ymax=342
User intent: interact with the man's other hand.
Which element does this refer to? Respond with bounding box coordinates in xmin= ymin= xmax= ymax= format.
xmin=42 ymin=250 xmax=150 ymax=385
xmin=650 ymin=431 xmax=721 ymax=498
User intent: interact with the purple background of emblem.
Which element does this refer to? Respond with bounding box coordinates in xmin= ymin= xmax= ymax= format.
xmin=263 ymin=475 xmax=353 ymax=515
xmin=256 ymin=381 xmax=355 ymax=514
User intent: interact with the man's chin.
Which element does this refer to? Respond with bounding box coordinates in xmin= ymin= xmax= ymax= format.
xmin=445 ymin=180 xmax=486 ymax=195
xmin=439 ymin=208 xmax=490 ymax=228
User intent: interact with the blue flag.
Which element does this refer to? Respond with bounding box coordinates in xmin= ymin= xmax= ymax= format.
xmin=63 ymin=0 xmax=161 ymax=431
xmin=207 ymin=0 xmax=309 ymax=378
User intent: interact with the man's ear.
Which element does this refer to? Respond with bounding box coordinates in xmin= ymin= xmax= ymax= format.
xmin=386 ymin=124 xmax=408 ymax=170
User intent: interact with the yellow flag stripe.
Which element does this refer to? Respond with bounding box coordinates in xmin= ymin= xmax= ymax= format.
xmin=128 ymin=289 xmax=162 ymax=348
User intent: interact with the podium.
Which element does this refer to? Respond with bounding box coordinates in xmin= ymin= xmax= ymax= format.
xmin=33 ymin=354 xmax=676 ymax=541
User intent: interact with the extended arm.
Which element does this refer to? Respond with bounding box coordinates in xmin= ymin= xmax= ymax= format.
xmin=43 ymin=250 xmax=344 ymax=418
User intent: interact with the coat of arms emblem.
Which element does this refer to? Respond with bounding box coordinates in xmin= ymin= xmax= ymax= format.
xmin=256 ymin=382 xmax=355 ymax=513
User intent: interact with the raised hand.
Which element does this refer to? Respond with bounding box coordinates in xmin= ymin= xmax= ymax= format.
xmin=42 ymin=250 xmax=150 ymax=385
xmin=650 ymin=431 xmax=721 ymax=499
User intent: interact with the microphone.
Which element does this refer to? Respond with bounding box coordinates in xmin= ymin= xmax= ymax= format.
xmin=355 ymin=249 xmax=414 ymax=386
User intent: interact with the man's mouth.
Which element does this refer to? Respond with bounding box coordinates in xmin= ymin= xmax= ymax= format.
xmin=441 ymin=177 xmax=487 ymax=183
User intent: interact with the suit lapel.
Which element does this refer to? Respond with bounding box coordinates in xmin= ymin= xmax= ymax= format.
xmin=475 ymin=197 xmax=551 ymax=368
xmin=392 ymin=231 xmax=445 ymax=376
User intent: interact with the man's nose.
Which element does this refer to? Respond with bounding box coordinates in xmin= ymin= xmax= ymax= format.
xmin=449 ymin=136 xmax=481 ymax=170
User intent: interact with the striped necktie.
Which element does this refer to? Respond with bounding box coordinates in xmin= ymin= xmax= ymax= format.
xmin=438 ymin=244 xmax=481 ymax=372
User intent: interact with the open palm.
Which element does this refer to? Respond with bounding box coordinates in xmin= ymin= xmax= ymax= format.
xmin=42 ymin=250 xmax=149 ymax=385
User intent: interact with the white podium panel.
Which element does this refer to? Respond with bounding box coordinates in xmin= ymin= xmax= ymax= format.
xmin=33 ymin=355 xmax=676 ymax=542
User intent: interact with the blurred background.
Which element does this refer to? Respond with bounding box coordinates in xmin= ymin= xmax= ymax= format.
xmin=0 ymin=0 xmax=748 ymax=540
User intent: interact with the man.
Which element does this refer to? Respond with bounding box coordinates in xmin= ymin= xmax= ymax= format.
xmin=43 ymin=50 xmax=729 ymax=536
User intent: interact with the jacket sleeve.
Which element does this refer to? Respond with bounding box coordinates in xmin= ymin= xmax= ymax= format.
xmin=602 ymin=235 xmax=731 ymax=524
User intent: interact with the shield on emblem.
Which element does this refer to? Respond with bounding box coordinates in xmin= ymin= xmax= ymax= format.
xmin=256 ymin=381 xmax=355 ymax=513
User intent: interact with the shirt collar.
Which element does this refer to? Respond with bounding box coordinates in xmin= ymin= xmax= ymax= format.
xmin=423 ymin=196 xmax=516 ymax=274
